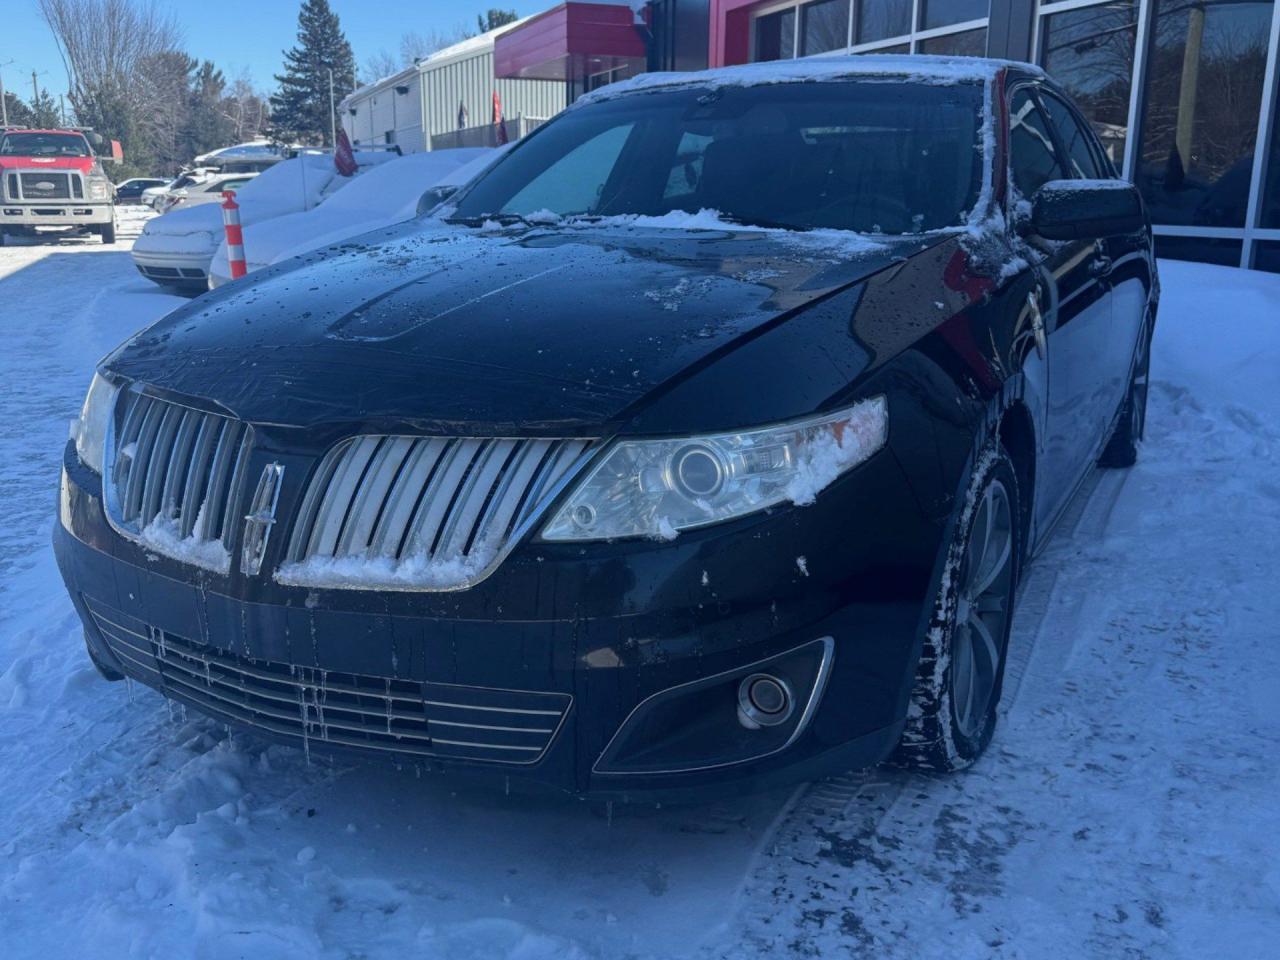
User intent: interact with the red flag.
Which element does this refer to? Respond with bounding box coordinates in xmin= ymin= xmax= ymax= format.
xmin=334 ymin=127 xmax=357 ymax=177
xmin=492 ymin=91 xmax=508 ymax=146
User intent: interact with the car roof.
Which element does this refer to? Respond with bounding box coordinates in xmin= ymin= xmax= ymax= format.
xmin=575 ymin=55 xmax=1046 ymax=107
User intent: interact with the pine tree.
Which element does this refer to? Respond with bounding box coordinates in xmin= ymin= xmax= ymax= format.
xmin=477 ymin=9 xmax=519 ymax=33
xmin=30 ymin=88 xmax=64 ymax=127
xmin=270 ymin=0 xmax=356 ymax=146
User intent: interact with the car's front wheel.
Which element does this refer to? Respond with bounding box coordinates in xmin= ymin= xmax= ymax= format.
xmin=893 ymin=446 xmax=1021 ymax=772
xmin=98 ymin=221 xmax=117 ymax=245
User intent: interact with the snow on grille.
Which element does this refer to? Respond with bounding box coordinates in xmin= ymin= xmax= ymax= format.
xmin=278 ymin=436 xmax=594 ymax=590
xmin=105 ymin=391 xmax=252 ymax=573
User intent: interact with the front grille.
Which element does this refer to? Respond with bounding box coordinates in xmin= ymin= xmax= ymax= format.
xmin=104 ymin=391 xmax=252 ymax=573
xmin=4 ymin=174 xmax=17 ymax=201
xmin=279 ymin=436 xmax=594 ymax=590
xmin=19 ymin=171 xmax=73 ymax=199
xmin=85 ymin=599 xmax=570 ymax=763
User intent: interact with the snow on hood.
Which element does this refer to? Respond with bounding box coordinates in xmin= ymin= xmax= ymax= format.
xmin=574 ymin=54 xmax=1043 ymax=107
xmin=208 ymin=148 xmax=495 ymax=278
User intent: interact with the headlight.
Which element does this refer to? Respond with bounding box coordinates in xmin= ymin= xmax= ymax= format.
xmin=88 ymin=179 xmax=110 ymax=201
xmin=72 ymin=373 xmax=118 ymax=473
xmin=542 ymin=397 xmax=888 ymax=542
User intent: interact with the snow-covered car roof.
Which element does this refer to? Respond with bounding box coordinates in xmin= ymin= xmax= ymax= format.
xmin=575 ymin=54 xmax=1044 ymax=107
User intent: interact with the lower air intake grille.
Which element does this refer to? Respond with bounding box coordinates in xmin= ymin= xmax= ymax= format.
xmin=104 ymin=391 xmax=252 ymax=573
xmin=279 ymin=436 xmax=594 ymax=591
xmin=85 ymin=598 xmax=570 ymax=764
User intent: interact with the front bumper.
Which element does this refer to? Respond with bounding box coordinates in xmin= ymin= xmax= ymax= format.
xmin=129 ymin=247 xmax=212 ymax=285
xmin=55 ymin=432 xmax=939 ymax=798
xmin=2 ymin=203 xmax=112 ymax=227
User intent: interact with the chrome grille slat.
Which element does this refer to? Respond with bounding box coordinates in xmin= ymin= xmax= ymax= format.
xmin=368 ymin=437 xmax=450 ymax=557
xmin=104 ymin=392 xmax=252 ymax=572
xmin=85 ymin=599 xmax=571 ymax=763
xmin=281 ymin=434 xmax=595 ymax=591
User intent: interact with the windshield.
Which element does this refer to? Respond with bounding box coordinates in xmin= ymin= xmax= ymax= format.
xmin=452 ymin=81 xmax=985 ymax=235
xmin=0 ymin=132 xmax=92 ymax=157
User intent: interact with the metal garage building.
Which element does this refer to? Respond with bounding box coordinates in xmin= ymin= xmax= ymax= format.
xmin=340 ymin=24 xmax=568 ymax=155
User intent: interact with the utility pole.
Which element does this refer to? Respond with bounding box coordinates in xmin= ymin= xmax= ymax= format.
xmin=328 ymin=68 xmax=337 ymax=148
xmin=32 ymin=70 xmax=39 ymax=107
xmin=0 ymin=69 xmax=8 ymax=128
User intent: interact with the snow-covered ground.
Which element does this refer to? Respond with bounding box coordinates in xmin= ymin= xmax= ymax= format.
xmin=0 ymin=232 xmax=1277 ymax=958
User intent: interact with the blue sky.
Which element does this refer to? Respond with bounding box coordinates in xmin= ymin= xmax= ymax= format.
xmin=4 ymin=0 xmax=547 ymax=106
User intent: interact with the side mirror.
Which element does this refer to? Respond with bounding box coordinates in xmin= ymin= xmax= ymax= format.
xmin=1030 ymin=179 xmax=1144 ymax=241
xmin=416 ymin=184 xmax=458 ymax=217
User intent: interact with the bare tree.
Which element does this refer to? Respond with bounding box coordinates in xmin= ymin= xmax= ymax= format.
xmin=38 ymin=0 xmax=183 ymax=170
xmin=360 ymin=25 xmax=472 ymax=84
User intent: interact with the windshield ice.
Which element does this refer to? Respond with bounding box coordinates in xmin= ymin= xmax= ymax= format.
xmin=452 ymin=80 xmax=984 ymax=235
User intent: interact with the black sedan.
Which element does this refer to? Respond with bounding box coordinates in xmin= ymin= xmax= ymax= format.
xmin=113 ymin=177 xmax=168 ymax=204
xmin=55 ymin=56 xmax=1155 ymax=798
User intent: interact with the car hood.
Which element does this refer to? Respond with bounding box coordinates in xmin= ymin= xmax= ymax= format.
xmin=104 ymin=220 xmax=933 ymax=434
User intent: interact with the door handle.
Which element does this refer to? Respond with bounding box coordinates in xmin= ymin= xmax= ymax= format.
xmin=1088 ymin=255 xmax=1114 ymax=278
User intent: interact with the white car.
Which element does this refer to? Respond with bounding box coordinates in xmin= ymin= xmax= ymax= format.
xmin=154 ymin=173 xmax=257 ymax=214
xmin=131 ymin=151 xmax=395 ymax=292
xmin=140 ymin=168 xmax=219 ymax=210
xmin=207 ymin=148 xmax=499 ymax=287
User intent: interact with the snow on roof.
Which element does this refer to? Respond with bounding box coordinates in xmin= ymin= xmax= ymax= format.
xmin=341 ymin=64 xmax=421 ymax=107
xmin=193 ymin=140 xmax=284 ymax=164
xmin=575 ymin=54 xmax=1043 ymax=107
xmin=417 ymin=18 xmax=532 ymax=71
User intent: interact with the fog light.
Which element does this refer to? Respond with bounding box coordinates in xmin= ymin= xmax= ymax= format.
xmin=738 ymin=673 xmax=793 ymax=728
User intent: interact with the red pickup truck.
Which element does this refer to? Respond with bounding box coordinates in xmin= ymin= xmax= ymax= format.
xmin=0 ymin=127 xmax=122 ymax=245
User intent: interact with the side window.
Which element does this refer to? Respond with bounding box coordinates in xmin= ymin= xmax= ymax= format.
xmin=503 ymin=123 xmax=635 ymax=215
xmin=1039 ymin=92 xmax=1105 ymax=179
xmin=1008 ymin=88 xmax=1066 ymax=198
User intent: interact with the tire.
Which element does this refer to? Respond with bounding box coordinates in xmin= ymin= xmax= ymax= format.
xmin=893 ymin=445 xmax=1021 ymax=772
xmin=99 ymin=220 xmax=117 ymax=245
xmin=0 ymin=227 xmax=7 ymax=247
xmin=1099 ymin=324 xmax=1151 ymax=468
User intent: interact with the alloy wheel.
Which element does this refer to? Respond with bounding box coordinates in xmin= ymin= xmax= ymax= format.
xmin=951 ymin=478 xmax=1015 ymax=739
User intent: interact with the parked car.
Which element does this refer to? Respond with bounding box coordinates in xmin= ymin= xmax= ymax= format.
xmin=140 ymin=169 xmax=217 ymax=210
xmin=154 ymin=172 xmax=257 ymax=214
xmin=57 ymin=56 xmax=1156 ymax=798
xmin=130 ymin=152 xmax=393 ymax=292
xmin=207 ymin=148 xmax=494 ymax=287
xmin=113 ymin=177 xmax=168 ymax=204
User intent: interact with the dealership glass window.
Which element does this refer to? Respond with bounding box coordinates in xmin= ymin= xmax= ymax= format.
xmin=1009 ymin=88 xmax=1067 ymax=197
xmin=1153 ymin=235 xmax=1244 ymax=266
xmin=801 ymin=0 xmax=851 ymax=55
xmin=1253 ymin=240 xmax=1280 ymax=272
xmin=1038 ymin=0 xmax=1138 ymax=173
xmin=755 ymin=8 xmax=797 ymax=61
xmin=922 ymin=0 xmax=989 ymax=30
xmin=1039 ymin=90 xmax=1107 ymax=178
xmin=1135 ymin=0 xmax=1274 ymax=228
xmin=1263 ymin=83 xmax=1280 ymax=228
xmin=857 ymin=0 xmax=911 ymax=44
xmin=918 ymin=27 xmax=988 ymax=56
